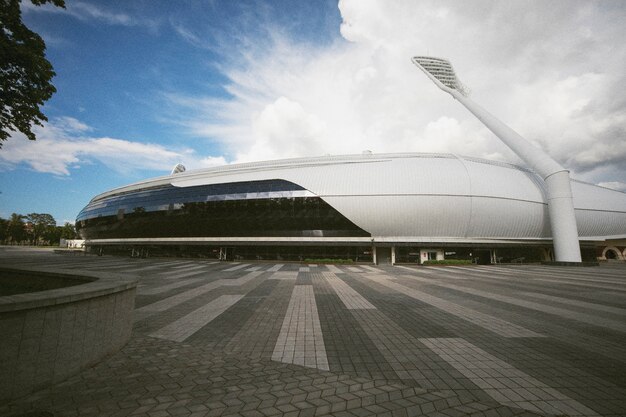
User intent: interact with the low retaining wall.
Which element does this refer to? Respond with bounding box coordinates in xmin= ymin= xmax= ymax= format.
xmin=0 ymin=267 xmax=137 ymax=402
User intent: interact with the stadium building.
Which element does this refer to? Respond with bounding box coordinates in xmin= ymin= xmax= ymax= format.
xmin=76 ymin=152 xmax=626 ymax=264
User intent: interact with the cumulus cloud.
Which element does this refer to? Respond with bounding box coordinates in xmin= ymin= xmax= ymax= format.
xmin=170 ymin=0 xmax=625 ymax=187
xmin=0 ymin=118 xmax=223 ymax=176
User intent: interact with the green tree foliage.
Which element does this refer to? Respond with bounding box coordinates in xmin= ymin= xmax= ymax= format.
xmin=0 ymin=0 xmax=65 ymax=148
xmin=1 ymin=214 xmax=77 ymax=245
xmin=43 ymin=222 xmax=61 ymax=243
xmin=25 ymin=212 xmax=56 ymax=244
xmin=59 ymin=221 xmax=76 ymax=239
xmin=6 ymin=212 xmax=26 ymax=243
xmin=0 ymin=216 xmax=7 ymax=241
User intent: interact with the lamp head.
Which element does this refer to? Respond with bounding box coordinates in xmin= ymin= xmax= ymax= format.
xmin=412 ymin=56 xmax=469 ymax=96
xmin=171 ymin=163 xmax=186 ymax=175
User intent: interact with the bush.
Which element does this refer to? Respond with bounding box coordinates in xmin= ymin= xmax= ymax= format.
xmin=304 ymin=258 xmax=355 ymax=264
xmin=423 ymin=259 xmax=473 ymax=265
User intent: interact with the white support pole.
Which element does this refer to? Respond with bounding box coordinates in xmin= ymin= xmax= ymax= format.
xmin=451 ymin=92 xmax=581 ymax=263
xmin=451 ymin=91 xmax=563 ymax=177
xmin=412 ymin=57 xmax=581 ymax=263
xmin=545 ymin=171 xmax=582 ymax=262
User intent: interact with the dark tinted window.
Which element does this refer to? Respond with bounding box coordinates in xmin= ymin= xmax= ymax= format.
xmin=77 ymin=179 xmax=307 ymax=221
xmin=76 ymin=180 xmax=370 ymax=239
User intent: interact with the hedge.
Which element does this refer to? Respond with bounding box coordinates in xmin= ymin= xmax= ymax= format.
xmin=304 ymin=258 xmax=355 ymax=264
xmin=422 ymin=259 xmax=473 ymax=265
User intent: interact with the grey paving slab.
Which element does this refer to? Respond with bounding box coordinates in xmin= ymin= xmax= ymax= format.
xmin=246 ymin=266 xmax=264 ymax=271
xmin=349 ymin=308 xmax=460 ymax=390
xmin=361 ymin=273 xmax=543 ymax=338
xmin=184 ymin=278 xmax=280 ymax=349
xmin=2 ymin=249 xmax=625 ymax=417
xmin=157 ymin=268 xmax=215 ymax=280
xmin=138 ymin=277 xmax=205 ymax=295
xmin=222 ymin=263 xmax=250 ymax=272
xmin=398 ymin=273 xmax=626 ymax=333
xmin=2 ymin=335 xmax=527 ymax=417
xmin=272 ymin=285 xmax=329 ymax=371
xmin=150 ymin=294 xmax=244 ymax=342
xmin=268 ymin=271 xmax=298 ymax=280
xmin=169 ymin=262 xmax=206 ymax=270
xmin=133 ymin=281 xmax=222 ymax=321
xmin=420 ymin=337 xmax=601 ymax=417
xmin=518 ymin=265 xmax=626 ymax=281
xmin=486 ymin=266 xmax=626 ymax=291
xmin=224 ymin=279 xmax=291 ymax=358
xmin=360 ymin=265 xmax=382 ymax=273
xmin=322 ymin=271 xmax=376 ymax=310
xmin=324 ymin=264 xmax=343 ymax=273
xmin=532 ymin=277 xmax=626 ymax=292
xmin=134 ymin=271 xmax=263 ymax=321
xmin=123 ymin=261 xmax=196 ymax=273
xmin=519 ymin=292 xmax=626 ymax=316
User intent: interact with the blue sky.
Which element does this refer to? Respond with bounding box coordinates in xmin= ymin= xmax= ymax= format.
xmin=1 ymin=0 xmax=625 ymax=225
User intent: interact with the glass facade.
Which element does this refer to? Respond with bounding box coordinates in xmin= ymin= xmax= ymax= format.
xmin=96 ymin=245 xmax=374 ymax=262
xmin=76 ymin=179 xmax=370 ymax=240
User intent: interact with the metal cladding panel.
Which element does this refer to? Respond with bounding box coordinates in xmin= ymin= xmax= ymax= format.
xmin=323 ymin=195 xmax=472 ymax=237
xmin=308 ymin=157 xmax=470 ymax=196
xmin=467 ymin=197 xmax=550 ymax=238
xmin=325 ymin=195 xmax=550 ymax=239
xmin=575 ymin=210 xmax=626 ymax=238
xmin=571 ymin=181 xmax=626 ymax=238
xmin=460 ymin=158 xmax=545 ymax=202
xmin=572 ymin=181 xmax=626 ymax=211
xmin=172 ymin=155 xmax=472 ymax=197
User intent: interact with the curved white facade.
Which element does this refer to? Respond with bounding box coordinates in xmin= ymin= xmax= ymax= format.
xmin=88 ymin=153 xmax=626 ymax=245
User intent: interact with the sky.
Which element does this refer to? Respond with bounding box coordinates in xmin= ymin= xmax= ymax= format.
xmin=1 ymin=0 xmax=625 ymax=225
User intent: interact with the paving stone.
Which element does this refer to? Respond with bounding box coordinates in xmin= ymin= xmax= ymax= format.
xmin=1 ymin=251 xmax=624 ymax=417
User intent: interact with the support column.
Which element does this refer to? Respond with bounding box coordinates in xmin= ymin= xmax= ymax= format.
xmin=545 ymin=171 xmax=582 ymax=262
xmin=452 ymin=92 xmax=582 ymax=263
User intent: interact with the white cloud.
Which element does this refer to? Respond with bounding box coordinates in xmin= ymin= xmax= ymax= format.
xmin=238 ymin=97 xmax=327 ymax=162
xmin=168 ymin=0 xmax=625 ymax=188
xmin=67 ymin=3 xmax=134 ymax=26
xmin=22 ymin=1 xmax=157 ymax=29
xmin=198 ymin=156 xmax=228 ymax=168
xmin=0 ymin=118 xmax=221 ymax=176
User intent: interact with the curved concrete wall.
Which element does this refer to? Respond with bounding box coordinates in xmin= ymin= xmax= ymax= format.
xmin=0 ymin=267 xmax=137 ymax=402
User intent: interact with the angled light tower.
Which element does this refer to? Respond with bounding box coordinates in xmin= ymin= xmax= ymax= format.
xmin=412 ymin=56 xmax=582 ymax=263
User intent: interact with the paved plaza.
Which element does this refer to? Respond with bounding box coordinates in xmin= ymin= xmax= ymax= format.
xmin=1 ymin=247 xmax=625 ymax=417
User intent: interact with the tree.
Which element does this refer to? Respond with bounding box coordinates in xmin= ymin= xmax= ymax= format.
xmin=59 ymin=221 xmax=76 ymax=239
xmin=25 ymin=212 xmax=56 ymax=244
xmin=43 ymin=223 xmax=61 ymax=243
xmin=6 ymin=212 xmax=26 ymax=243
xmin=0 ymin=216 xmax=8 ymax=242
xmin=0 ymin=0 xmax=65 ymax=148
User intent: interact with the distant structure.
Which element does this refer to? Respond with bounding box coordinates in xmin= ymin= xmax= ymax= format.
xmin=412 ymin=56 xmax=582 ymax=263
xmin=171 ymin=163 xmax=186 ymax=175
xmin=76 ymin=153 xmax=626 ymax=264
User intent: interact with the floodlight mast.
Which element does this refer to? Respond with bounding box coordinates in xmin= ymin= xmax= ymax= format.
xmin=412 ymin=56 xmax=582 ymax=263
